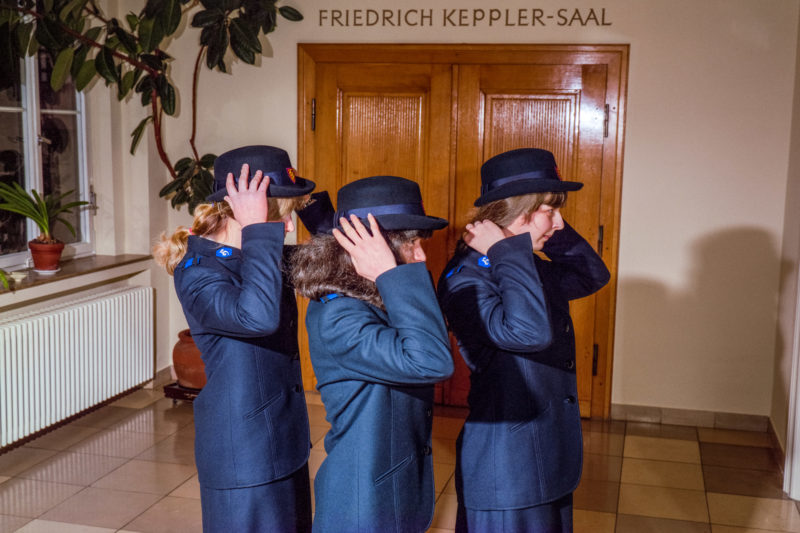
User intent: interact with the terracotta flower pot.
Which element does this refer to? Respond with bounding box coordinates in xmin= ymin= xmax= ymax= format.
xmin=172 ymin=329 xmax=207 ymax=390
xmin=28 ymin=240 xmax=65 ymax=271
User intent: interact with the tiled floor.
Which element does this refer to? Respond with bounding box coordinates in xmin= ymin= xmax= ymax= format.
xmin=0 ymin=388 xmax=797 ymax=532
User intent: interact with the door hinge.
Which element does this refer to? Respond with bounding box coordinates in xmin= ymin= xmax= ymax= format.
xmin=597 ymin=225 xmax=604 ymax=254
xmin=592 ymin=344 xmax=599 ymax=376
xmin=603 ymin=104 xmax=609 ymax=138
xmin=88 ymin=184 xmax=98 ymax=216
xmin=311 ymin=98 xmax=316 ymax=131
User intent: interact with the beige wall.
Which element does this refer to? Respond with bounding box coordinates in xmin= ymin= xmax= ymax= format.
xmin=92 ymin=0 xmax=800 ymax=436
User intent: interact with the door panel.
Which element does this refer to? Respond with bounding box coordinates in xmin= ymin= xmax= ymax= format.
xmin=297 ymin=45 xmax=627 ymax=418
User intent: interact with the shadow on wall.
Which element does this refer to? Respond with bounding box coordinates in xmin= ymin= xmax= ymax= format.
xmin=615 ymin=226 xmax=789 ymax=413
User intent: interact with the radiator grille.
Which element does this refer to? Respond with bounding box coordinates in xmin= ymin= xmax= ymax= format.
xmin=0 ymin=286 xmax=154 ymax=447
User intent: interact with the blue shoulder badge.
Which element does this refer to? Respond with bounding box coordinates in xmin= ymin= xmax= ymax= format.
xmin=445 ymin=265 xmax=464 ymax=279
xmin=477 ymin=255 xmax=491 ymax=268
xmin=183 ymin=256 xmax=201 ymax=269
xmin=215 ymin=247 xmax=233 ymax=258
xmin=320 ymin=293 xmax=340 ymax=303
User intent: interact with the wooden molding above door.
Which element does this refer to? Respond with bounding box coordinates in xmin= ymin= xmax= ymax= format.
xmin=297 ymin=43 xmax=628 ymax=419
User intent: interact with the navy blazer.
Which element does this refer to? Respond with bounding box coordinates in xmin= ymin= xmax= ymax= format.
xmin=437 ymin=223 xmax=609 ymax=510
xmin=306 ymin=263 xmax=454 ymax=533
xmin=173 ymin=223 xmax=310 ymax=489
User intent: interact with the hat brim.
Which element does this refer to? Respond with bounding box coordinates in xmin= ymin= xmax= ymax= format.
xmin=205 ymin=177 xmax=316 ymax=203
xmin=329 ymin=213 xmax=448 ymax=233
xmin=474 ymin=179 xmax=583 ymax=206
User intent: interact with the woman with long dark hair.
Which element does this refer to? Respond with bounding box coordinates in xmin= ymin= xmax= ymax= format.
xmin=292 ymin=175 xmax=454 ymax=533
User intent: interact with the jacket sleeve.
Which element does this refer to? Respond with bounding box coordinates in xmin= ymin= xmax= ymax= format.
xmin=316 ymin=262 xmax=454 ymax=385
xmin=177 ymin=222 xmax=285 ymax=337
xmin=439 ymin=234 xmax=553 ymax=353
xmin=541 ymin=221 xmax=610 ymax=300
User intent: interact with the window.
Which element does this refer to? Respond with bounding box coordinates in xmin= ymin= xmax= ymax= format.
xmin=0 ymin=50 xmax=92 ymax=268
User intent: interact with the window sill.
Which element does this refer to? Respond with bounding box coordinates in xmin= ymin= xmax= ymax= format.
xmin=0 ymin=254 xmax=153 ymax=312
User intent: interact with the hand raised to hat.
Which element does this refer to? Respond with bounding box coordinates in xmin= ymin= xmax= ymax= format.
xmin=224 ymin=163 xmax=269 ymax=227
xmin=464 ymin=219 xmax=507 ymax=255
xmin=333 ymin=214 xmax=397 ymax=282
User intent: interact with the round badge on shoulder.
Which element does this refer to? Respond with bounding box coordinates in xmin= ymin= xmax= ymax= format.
xmin=216 ymin=247 xmax=233 ymax=258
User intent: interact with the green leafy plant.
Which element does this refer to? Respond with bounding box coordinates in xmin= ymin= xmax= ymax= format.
xmin=0 ymin=269 xmax=8 ymax=290
xmin=0 ymin=0 xmax=303 ymax=213
xmin=0 ymin=182 xmax=88 ymax=243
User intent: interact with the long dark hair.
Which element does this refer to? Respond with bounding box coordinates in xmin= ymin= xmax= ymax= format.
xmin=291 ymin=228 xmax=431 ymax=308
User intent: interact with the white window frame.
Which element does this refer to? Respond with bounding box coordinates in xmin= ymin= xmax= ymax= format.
xmin=0 ymin=54 xmax=94 ymax=271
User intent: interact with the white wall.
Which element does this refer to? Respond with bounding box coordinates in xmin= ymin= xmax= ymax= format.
xmin=94 ymin=0 xmax=800 ymax=429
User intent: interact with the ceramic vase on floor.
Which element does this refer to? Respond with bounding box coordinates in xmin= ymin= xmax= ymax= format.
xmin=172 ymin=329 xmax=207 ymax=389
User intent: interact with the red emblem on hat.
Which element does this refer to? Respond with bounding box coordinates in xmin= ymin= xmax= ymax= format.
xmin=286 ymin=168 xmax=297 ymax=183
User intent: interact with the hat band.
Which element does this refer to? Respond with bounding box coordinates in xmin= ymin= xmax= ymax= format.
xmin=481 ymin=169 xmax=557 ymax=194
xmin=339 ymin=202 xmax=425 ymax=220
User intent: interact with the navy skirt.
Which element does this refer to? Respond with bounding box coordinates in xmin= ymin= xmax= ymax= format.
xmin=455 ymin=493 xmax=573 ymax=533
xmin=200 ymin=463 xmax=312 ymax=533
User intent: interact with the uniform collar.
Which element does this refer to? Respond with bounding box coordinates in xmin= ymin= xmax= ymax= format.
xmin=188 ymin=235 xmax=242 ymax=259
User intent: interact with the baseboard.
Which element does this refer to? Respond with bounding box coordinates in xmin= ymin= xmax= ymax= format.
xmin=611 ymin=403 xmax=769 ymax=432
xmin=142 ymin=366 xmax=175 ymax=390
xmin=768 ymin=417 xmax=786 ymax=475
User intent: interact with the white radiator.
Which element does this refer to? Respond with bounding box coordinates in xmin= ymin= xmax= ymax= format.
xmin=0 ymin=286 xmax=154 ymax=447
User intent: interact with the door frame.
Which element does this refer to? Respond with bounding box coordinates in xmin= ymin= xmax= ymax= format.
xmin=297 ymin=43 xmax=628 ymax=418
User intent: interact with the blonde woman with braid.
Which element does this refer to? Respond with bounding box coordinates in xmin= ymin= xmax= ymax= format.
xmin=154 ymin=145 xmax=325 ymax=533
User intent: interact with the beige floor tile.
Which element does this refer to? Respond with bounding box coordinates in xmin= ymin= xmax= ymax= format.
xmin=621 ymin=457 xmax=705 ymax=490
xmin=432 ymin=437 xmax=457 ymax=465
xmin=443 ymin=473 xmax=457 ymax=495
xmin=16 ymin=452 xmax=127 ymax=486
xmin=624 ymin=435 xmax=701 ymax=463
xmin=110 ymin=389 xmax=163 ymax=410
xmin=0 ymin=478 xmax=83 ymax=518
xmin=109 ymin=407 xmax=193 ymax=436
xmin=583 ymin=431 xmax=625 ymax=456
xmin=14 ymin=520 xmax=116 ymax=532
xmin=170 ymin=474 xmax=200 ymax=499
xmin=698 ymin=429 xmax=772 ymax=448
xmin=0 ymin=515 xmax=32 ymax=533
xmin=574 ymin=509 xmax=616 ymax=533
xmin=574 ymin=479 xmax=619 ymax=513
xmin=67 ymin=427 xmax=167 ymax=458
xmin=430 ymin=493 xmax=458 ymax=530
xmin=310 ymin=424 xmax=328 ymax=446
xmin=39 ymin=487 xmax=160 ymax=529
xmin=73 ymin=406 xmax=138 ymax=429
xmin=91 ymin=459 xmax=195 ymax=495
xmin=618 ymin=483 xmax=709 ymax=522
xmin=615 ymin=514 xmax=711 ymax=532
xmin=432 ymin=417 xmax=464 ymax=439
xmin=583 ymin=453 xmax=622 ymax=482
xmin=308 ymin=447 xmax=327 ymax=480
xmin=0 ymin=447 xmax=58 ymax=476
xmin=434 ymin=462 xmax=455 ymax=496
xmin=707 ymin=492 xmax=800 ymax=532
xmin=712 ymin=526 xmax=787 ymax=533
xmin=135 ymin=434 xmax=196 ymax=465
xmin=23 ymin=425 xmax=101 ymax=451
xmin=124 ymin=495 xmax=202 ymax=533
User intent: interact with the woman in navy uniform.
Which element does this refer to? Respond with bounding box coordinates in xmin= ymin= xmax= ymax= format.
xmin=154 ymin=145 xmax=321 ymax=532
xmin=292 ymin=176 xmax=454 ymax=533
xmin=437 ymin=149 xmax=610 ymax=532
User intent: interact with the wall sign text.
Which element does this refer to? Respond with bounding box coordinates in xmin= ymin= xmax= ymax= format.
xmin=317 ymin=8 xmax=612 ymax=28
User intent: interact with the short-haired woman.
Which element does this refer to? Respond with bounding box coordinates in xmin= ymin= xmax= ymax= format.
xmin=292 ymin=175 xmax=454 ymax=533
xmin=437 ymin=148 xmax=610 ymax=532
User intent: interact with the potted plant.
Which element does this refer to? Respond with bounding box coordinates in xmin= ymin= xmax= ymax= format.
xmin=0 ymin=182 xmax=88 ymax=272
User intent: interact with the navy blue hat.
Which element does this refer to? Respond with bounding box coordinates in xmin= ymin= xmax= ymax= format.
xmin=207 ymin=145 xmax=315 ymax=202
xmin=333 ymin=176 xmax=448 ymax=232
xmin=474 ymin=148 xmax=582 ymax=206
xmin=296 ymin=191 xmax=335 ymax=235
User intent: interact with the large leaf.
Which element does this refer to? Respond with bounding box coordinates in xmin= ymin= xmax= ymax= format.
xmin=74 ymin=58 xmax=96 ymax=91
xmin=278 ymin=5 xmax=303 ymax=22
xmin=161 ymin=0 xmax=181 ymax=35
xmin=229 ymin=32 xmax=255 ymax=64
xmin=205 ymin=23 xmax=228 ymax=70
xmin=174 ymin=157 xmax=195 ymax=173
xmin=129 ymin=115 xmax=152 ymax=154
xmin=59 ymin=0 xmax=88 ymax=20
xmin=159 ymin=176 xmax=187 ymax=197
xmin=50 ymin=47 xmax=74 ymax=92
xmin=15 ymin=22 xmax=32 ymax=56
xmin=199 ymin=153 xmax=216 ymax=169
xmin=94 ymin=45 xmax=118 ymax=84
xmin=157 ymin=77 xmax=175 ymax=115
xmin=126 ymin=13 xmax=139 ymax=31
xmin=118 ymin=69 xmax=135 ymax=99
xmin=229 ymin=17 xmax=261 ymax=53
xmin=114 ymin=27 xmax=138 ymax=55
xmin=137 ymin=16 xmax=163 ymax=53
xmin=191 ymin=8 xmax=224 ymax=28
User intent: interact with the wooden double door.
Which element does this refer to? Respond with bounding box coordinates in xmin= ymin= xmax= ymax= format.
xmin=297 ymin=44 xmax=627 ymax=418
